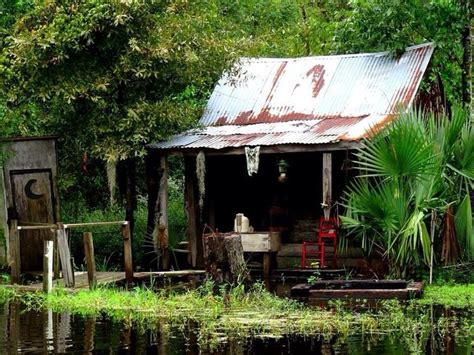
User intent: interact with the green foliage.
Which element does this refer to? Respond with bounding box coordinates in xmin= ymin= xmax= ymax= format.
xmin=332 ymin=0 xmax=468 ymax=104
xmin=341 ymin=107 xmax=474 ymax=276
xmin=61 ymin=187 xmax=186 ymax=269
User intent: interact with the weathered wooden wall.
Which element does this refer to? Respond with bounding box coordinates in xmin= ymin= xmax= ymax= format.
xmin=1 ymin=137 xmax=59 ymax=271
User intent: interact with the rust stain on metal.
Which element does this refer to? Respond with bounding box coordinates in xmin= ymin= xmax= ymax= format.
xmin=306 ymin=64 xmax=325 ymax=97
xmin=150 ymin=43 xmax=435 ymax=150
xmin=216 ymin=116 xmax=228 ymax=125
xmin=233 ymin=110 xmax=254 ymax=125
xmin=313 ymin=116 xmax=366 ymax=134
xmin=250 ymin=108 xmax=317 ymax=124
xmin=263 ymin=62 xmax=288 ymax=106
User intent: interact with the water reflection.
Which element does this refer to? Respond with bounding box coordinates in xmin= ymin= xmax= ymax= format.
xmin=0 ymin=302 xmax=471 ymax=354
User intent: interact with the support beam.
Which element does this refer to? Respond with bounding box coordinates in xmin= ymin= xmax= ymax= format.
xmin=185 ymin=157 xmax=203 ymax=268
xmin=83 ymin=232 xmax=97 ymax=290
xmin=8 ymin=219 xmax=20 ymax=284
xmin=121 ymin=222 xmax=134 ymax=284
xmin=322 ymin=153 xmax=332 ymax=219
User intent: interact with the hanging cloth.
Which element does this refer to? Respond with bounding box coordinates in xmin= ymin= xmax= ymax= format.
xmin=245 ymin=146 xmax=260 ymax=176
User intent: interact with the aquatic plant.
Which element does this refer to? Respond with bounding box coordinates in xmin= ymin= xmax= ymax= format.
xmin=0 ymin=282 xmax=471 ymax=350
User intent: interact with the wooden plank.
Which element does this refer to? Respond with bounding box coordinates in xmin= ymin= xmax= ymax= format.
xmin=8 ymin=219 xmax=21 ymax=284
xmin=57 ymin=224 xmax=74 ymax=287
xmin=322 ymin=153 xmax=332 ymax=219
xmin=308 ymin=288 xmax=410 ymax=300
xmin=121 ymin=223 xmax=134 ymax=284
xmin=240 ymin=232 xmax=281 ymax=252
xmin=163 ymin=142 xmax=361 ymax=157
xmin=64 ymin=221 xmax=126 ymax=229
xmin=133 ymin=270 xmax=206 ymax=279
xmin=43 ymin=237 xmax=54 ymax=293
xmin=83 ymin=232 xmax=97 ymax=290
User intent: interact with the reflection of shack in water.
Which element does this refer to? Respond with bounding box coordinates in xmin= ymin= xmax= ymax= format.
xmin=148 ymin=43 xmax=439 ymax=277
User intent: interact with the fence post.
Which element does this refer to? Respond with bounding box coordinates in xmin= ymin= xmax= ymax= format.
xmin=57 ymin=223 xmax=74 ymax=288
xmin=121 ymin=222 xmax=133 ymax=284
xmin=43 ymin=232 xmax=54 ymax=293
xmin=8 ymin=219 xmax=21 ymax=284
xmin=83 ymin=232 xmax=96 ymax=290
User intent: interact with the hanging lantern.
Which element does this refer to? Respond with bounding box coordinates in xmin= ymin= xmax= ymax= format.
xmin=277 ymin=159 xmax=289 ymax=182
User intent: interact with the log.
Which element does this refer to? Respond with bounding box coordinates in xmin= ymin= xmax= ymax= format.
xmin=83 ymin=232 xmax=96 ymax=290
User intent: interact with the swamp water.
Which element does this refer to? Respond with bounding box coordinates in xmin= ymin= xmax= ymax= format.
xmin=0 ymin=302 xmax=472 ymax=354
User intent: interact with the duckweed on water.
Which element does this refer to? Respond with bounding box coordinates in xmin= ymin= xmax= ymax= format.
xmin=0 ymin=282 xmax=472 ymax=350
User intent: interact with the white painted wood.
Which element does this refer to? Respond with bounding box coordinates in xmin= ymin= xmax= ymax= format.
xmin=240 ymin=232 xmax=281 ymax=252
xmin=43 ymin=239 xmax=54 ymax=293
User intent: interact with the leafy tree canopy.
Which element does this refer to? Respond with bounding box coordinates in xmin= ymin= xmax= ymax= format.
xmin=0 ymin=0 xmax=469 ymax=199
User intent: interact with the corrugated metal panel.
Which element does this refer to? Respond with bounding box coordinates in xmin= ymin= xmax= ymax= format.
xmin=150 ymin=43 xmax=434 ymax=150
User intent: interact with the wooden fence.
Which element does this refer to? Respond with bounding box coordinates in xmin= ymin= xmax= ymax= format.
xmin=9 ymin=220 xmax=133 ymax=292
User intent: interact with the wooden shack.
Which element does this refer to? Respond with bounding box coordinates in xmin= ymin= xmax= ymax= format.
xmin=0 ymin=137 xmax=60 ymax=273
xmin=147 ymin=43 xmax=439 ymax=271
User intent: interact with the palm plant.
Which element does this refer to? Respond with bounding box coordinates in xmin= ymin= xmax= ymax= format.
xmin=341 ymin=107 xmax=473 ymax=277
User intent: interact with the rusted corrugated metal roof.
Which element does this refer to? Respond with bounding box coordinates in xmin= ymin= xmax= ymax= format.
xmin=150 ymin=43 xmax=434 ymax=150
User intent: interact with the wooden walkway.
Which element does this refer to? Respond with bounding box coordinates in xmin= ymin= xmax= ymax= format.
xmin=4 ymin=270 xmax=206 ymax=292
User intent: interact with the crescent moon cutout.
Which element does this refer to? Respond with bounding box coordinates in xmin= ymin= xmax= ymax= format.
xmin=25 ymin=179 xmax=44 ymax=200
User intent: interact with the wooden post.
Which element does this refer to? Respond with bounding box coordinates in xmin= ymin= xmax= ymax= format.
xmin=121 ymin=222 xmax=134 ymax=284
xmin=322 ymin=153 xmax=332 ymax=219
xmin=43 ymin=235 xmax=54 ymax=293
xmin=83 ymin=232 xmax=97 ymax=290
xmin=53 ymin=237 xmax=60 ymax=280
xmin=185 ymin=157 xmax=203 ymax=268
xmin=155 ymin=156 xmax=169 ymax=270
xmin=57 ymin=223 xmax=74 ymax=287
xmin=8 ymin=219 xmax=20 ymax=284
xmin=263 ymin=253 xmax=272 ymax=279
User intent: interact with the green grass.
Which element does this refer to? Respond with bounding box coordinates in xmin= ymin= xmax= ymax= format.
xmin=0 ymin=282 xmax=472 ymax=350
xmin=417 ymin=284 xmax=474 ymax=309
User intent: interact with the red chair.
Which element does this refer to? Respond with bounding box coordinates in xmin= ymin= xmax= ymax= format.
xmin=301 ymin=239 xmax=325 ymax=268
xmin=318 ymin=217 xmax=338 ymax=267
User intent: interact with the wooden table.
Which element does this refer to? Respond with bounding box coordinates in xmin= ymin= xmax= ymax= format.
xmin=238 ymin=232 xmax=281 ymax=278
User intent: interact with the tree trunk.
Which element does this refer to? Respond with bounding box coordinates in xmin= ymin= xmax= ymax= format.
xmin=461 ymin=0 xmax=472 ymax=107
xmin=144 ymin=151 xmax=160 ymax=269
xmin=124 ymin=158 xmax=136 ymax=248
xmin=203 ymin=232 xmax=249 ymax=283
